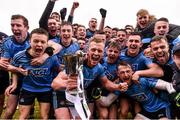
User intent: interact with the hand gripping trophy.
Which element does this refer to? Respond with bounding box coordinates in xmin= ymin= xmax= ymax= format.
xmin=63 ymin=51 xmax=90 ymax=120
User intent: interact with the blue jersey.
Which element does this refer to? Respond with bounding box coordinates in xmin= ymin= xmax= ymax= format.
xmin=142 ymin=35 xmax=180 ymax=50
xmin=153 ymin=54 xmax=174 ymax=82
xmin=86 ymin=28 xmax=95 ymax=39
xmin=83 ymin=62 xmax=106 ymax=88
xmin=165 ymin=34 xmax=180 ymax=49
xmin=171 ymin=36 xmax=180 ymax=48
xmin=120 ymin=49 xmax=152 ymax=71
xmin=0 ymin=33 xmax=8 ymax=57
xmin=101 ymin=57 xmax=119 ymax=81
xmin=2 ymin=35 xmax=30 ymax=59
xmin=115 ymin=77 xmax=170 ymax=112
xmin=57 ymin=41 xmax=79 ymax=64
xmin=11 ymin=50 xmax=60 ymax=92
xmin=142 ymin=38 xmax=151 ymax=49
xmin=49 ymin=36 xmax=60 ymax=44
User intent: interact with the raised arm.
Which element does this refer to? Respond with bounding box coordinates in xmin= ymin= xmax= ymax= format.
xmin=39 ymin=0 xmax=57 ymax=30
xmin=98 ymin=8 xmax=107 ymax=32
xmin=67 ymin=2 xmax=79 ymax=24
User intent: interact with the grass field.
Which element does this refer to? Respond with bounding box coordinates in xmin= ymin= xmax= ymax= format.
xmin=2 ymin=99 xmax=40 ymax=119
xmin=2 ymin=99 xmax=133 ymax=119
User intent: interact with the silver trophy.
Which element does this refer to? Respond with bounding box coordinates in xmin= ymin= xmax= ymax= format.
xmin=63 ymin=52 xmax=91 ymax=119
xmin=63 ymin=53 xmax=84 ymax=95
xmin=63 ymin=53 xmax=83 ymax=75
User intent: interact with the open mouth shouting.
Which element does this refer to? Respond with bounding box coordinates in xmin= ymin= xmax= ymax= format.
xmin=108 ymin=55 xmax=117 ymax=63
xmin=155 ymin=51 xmax=167 ymax=64
xmin=34 ymin=47 xmax=43 ymax=56
xmin=49 ymin=29 xmax=57 ymax=36
xmin=80 ymin=32 xmax=85 ymax=37
xmin=91 ymin=25 xmax=96 ymax=29
xmin=62 ymin=35 xmax=71 ymax=46
xmin=90 ymin=54 xmax=101 ymax=66
xmin=158 ymin=32 xmax=166 ymax=36
xmin=123 ymin=77 xmax=131 ymax=84
xmin=140 ymin=21 xmax=147 ymax=28
xmin=13 ymin=32 xmax=22 ymax=41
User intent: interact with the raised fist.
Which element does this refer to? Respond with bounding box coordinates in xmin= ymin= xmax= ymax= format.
xmin=100 ymin=8 xmax=107 ymax=18
xmin=72 ymin=2 xmax=79 ymax=9
xmin=60 ymin=8 xmax=67 ymax=21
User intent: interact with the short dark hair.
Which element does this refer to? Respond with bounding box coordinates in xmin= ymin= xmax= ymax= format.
xmin=156 ymin=17 xmax=169 ymax=23
xmin=72 ymin=23 xmax=79 ymax=27
xmin=30 ymin=28 xmax=49 ymax=40
xmin=150 ymin=35 xmax=168 ymax=45
xmin=51 ymin=12 xmax=60 ymax=16
xmin=95 ymin=30 xmax=105 ymax=35
xmin=129 ymin=32 xmax=142 ymax=39
xmin=77 ymin=24 xmax=86 ymax=29
xmin=60 ymin=21 xmax=73 ymax=30
xmin=117 ymin=61 xmax=132 ymax=70
xmin=112 ymin=27 xmax=119 ymax=31
xmin=107 ymin=41 xmax=121 ymax=51
xmin=11 ymin=14 xmax=29 ymax=27
xmin=105 ymin=26 xmax=112 ymax=29
xmin=125 ymin=25 xmax=134 ymax=30
xmin=118 ymin=29 xmax=127 ymax=34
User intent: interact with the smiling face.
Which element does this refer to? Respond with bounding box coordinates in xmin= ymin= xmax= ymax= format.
xmin=60 ymin=24 xmax=73 ymax=47
xmin=11 ymin=18 xmax=28 ymax=43
xmin=87 ymin=40 xmax=104 ymax=67
xmin=30 ymin=33 xmax=48 ymax=57
xmin=154 ymin=21 xmax=169 ymax=36
xmin=150 ymin=38 xmax=170 ymax=64
xmin=127 ymin=34 xmax=142 ymax=56
xmin=137 ymin=14 xmax=150 ymax=29
xmin=76 ymin=26 xmax=86 ymax=39
xmin=117 ymin=30 xmax=127 ymax=43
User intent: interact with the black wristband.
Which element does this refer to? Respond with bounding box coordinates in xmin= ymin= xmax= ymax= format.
xmin=44 ymin=46 xmax=54 ymax=56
